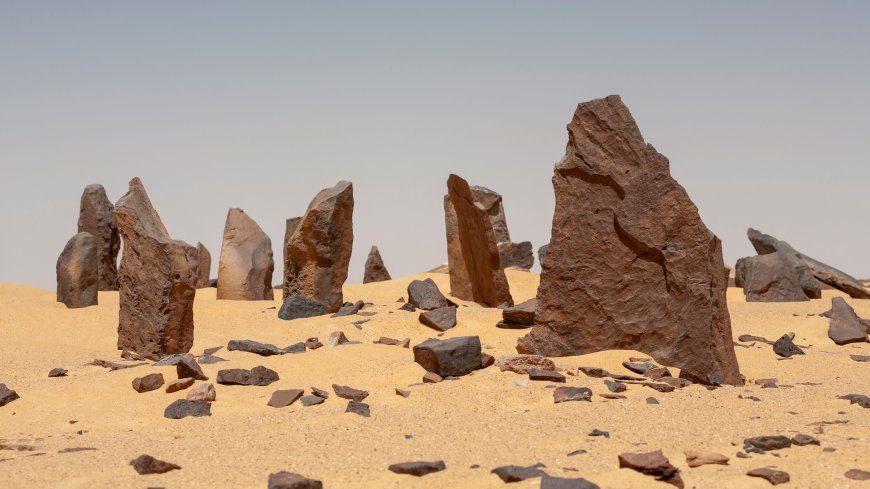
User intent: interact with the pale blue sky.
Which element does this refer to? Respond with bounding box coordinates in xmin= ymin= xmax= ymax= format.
xmin=2 ymin=1 xmax=869 ymax=289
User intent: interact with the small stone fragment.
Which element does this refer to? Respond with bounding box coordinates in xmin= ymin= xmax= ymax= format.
xmin=502 ymin=298 xmax=537 ymax=326
xmin=618 ymin=450 xmax=684 ymax=488
xmin=423 ymin=372 xmax=443 ymax=383
xmin=684 ymin=450 xmax=729 ymax=468
xmin=496 ymin=354 xmax=556 ymax=374
xmin=227 ymin=339 xmax=283 ymax=356
xmin=130 ymin=454 xmax=180 ymax=475
xmin=646 ymin=397 xmax=659 ymax=404
xmin=165 ymin=377 xmax=195 ymax=393
xmin=605 ymin=380 xmax=626 ymax=393
xmin=388 ymin=460 xmax=446 ymax=477
xmin=345 ymin=400 xmax=370 ymax=417
xmin=132 ymin=373 xmax=165 ymax=393
xmin=305 ymin=338 xmax=323 ymax=350
xmin=326 ymin=331 xmax=350 ymax=348
xmin=278 ymin=294 xmax=327 ymax=320
xmin=491 ymin=463 xmax=547 ymax=482
xmin=746 ymin=467 xmax=790 ymax=485
xmin=216 ymin=366 xmax=279 ymax=386
xmin=163 ymin=399 xmax=211 ymax=419
xmin=267 ymin=471 xmax=323 ymax=489
xmin=850 ymin=354 xmax=870 ymax=362
xmin=267 ymin=389 xmax=304 ymax=408
xmin=839 ymin=393 xmax=870 ymax=408
xmin=197 ymin=355 xmax=227 ymax=365
xmin=845 ymin=469 xmax=870 ymax=481
xmin=374 ymin=337 xmax=411 ymax=348
xmin=828 ymin=297 xmax=870 ymax=345
xmin=413 ymin=336 xmax=482 ymax=377
xmin=529 ymin=369 xmax=565 ymax=383
xmin=311 ymin=386 xmax=329 ymax=399
xmin=540 ymin=475 xmax=601 ymax=489
xmin=363 ymin=245 xmax=392 ymax=283
xmin=300 ymin=396 xmax=324 ymax=406
xmin=791 ymin=434 xmax=819 ymax=446
xmin=333 ymin=384 xmax=368 ymax=401
xmin=0 ymin=384 xmax=20 ymax=407
xmin=772 ymin=335 xmax=804 ymax=358
xmin=744 ymin=436 xmax=792 ymax=451
xmin=588 ymin=429 xmax=609 ymax=438
xmin=186 ymin=383 xmax=216 ymax=401
xmin=622 ymin=361 xmax=654 ymax=374
xmin=48 ymin=368 xmax=68 ymax=378
xmin=282 ymin=342 xmax=306 ymax=353
xmin=418 ymin=306 xmax=457 ymax=332
xmin=332 ymin=300 xmax=365 ymax=318
xmin=554 ymin=387 xmax=592 ymax=403
xmin=395 ymin=388 xmax=411 ymax=398
xmin=176 ymin=356 xmax=208 ymax=380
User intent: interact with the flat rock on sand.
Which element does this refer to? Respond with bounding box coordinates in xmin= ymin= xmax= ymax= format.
xmin=406 ymin=278 xmax=450 ymax=310
xmin=268 ymin=471 xmax=323 ymax=489
xmin=186 ymin=383 xmax=216 ymax=401
xmin=216 ymin=367 xmax=279 ymax=386
xmin=413 ymin=336 xmax=482 ymax=377
xmin=827 ymin=297 xmax=870 ymax=345
xmin=163 ymin=399 xmax=211 ymax=419
xmin=418 ymin=306 xmax=457 ymax=331
xmin=387 ymin=460 xmax=446 ymax=477
xmin=496 ymin=354 xmax=556 ymax=374
xmin=618 ymin=450 xmax=684 ymax=488
xmin=747 ymin=467 xmax=790 ymax=485
xmin=129 ymin=454 xmax=180 ymax=475
xmin=0 ymin=384 xmax=20 ymax=407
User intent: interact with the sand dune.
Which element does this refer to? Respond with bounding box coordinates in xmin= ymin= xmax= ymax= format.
xmin=1 ymin=269 xmax=868 ymax=488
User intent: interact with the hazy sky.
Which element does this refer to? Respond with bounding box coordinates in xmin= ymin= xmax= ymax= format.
xmin=2 ymin=1 xmax=869 ymax=291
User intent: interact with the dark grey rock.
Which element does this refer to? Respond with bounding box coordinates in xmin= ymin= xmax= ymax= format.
xmin=268 ymin=471 xmax=323 ymax=489
xmin=216 ymin=366 xmax=279 ymax=386
xmin=163 ymin=399 xmax=211 ymax=419
xmin=278 ymin=294 xmax=327 ymax=320
xmin=345 ymin=400 xmax=370 ymax=417
xmin=129 ymin=454 xmax=180 ymax=474
xmin=419 ymin=306 xmax=457 ymax=332
xmin=387 ymin=460 xmax=446 ymax=477
xmin=413 ymin=336 xmax=482 ymax=377
xmin=227 ymin=339 xmax=283 ymax=356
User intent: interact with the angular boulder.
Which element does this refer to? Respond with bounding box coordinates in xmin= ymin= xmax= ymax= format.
xmin=216 ymin=208 xmax=274 ymax=300
xmin=195 ymin=242 xmax=211 ymax=289
xmin=418 ymin=306 xmax=457 ymax=332
xmin=498 ymin=241 xmax=534 ymax=270
xmin=828 ymin=297 xmax=869 ymax=345
xmin=362 ymin=245 xmax=391 ymax=283
xmin=445 ymin=174 xmax=513 ymax=307
xmin=736 ymin=253 xmax=808 ymax=302
xmin=407 ymin=278 xmax=450 ymax=310
xmin=115 ymin=177 xmax=197 ymax=359
xmin=283 ymin=181 xmax=354 ymax=312
xmin=278 ymin=294 xmax=327 ymax=320
xmin=77 ymin=184 xmax=120 ymax=290
xmin=413 ymin=336 xmax=482 ymax=377
xmin=56 ymin=232 xmax=99 ymax=308
xmin=518 ymin=95 xmax=742 ymax=386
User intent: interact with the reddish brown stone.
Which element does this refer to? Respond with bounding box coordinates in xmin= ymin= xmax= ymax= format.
xmin=195 ymin=242 xmax=211 ymax=289
xmin=115 ymin=178 xmax=197 ymax=359
xmin=618 ymin=450 xmax=684 ymax=488
xmin=56 ymin=232 xmax=99 ymax=308
xmin=132 ymin=373 xmax=164 ymax=393
xmin=130 ymin=454 xmax=180 ymax=475
xmin=736 ymin=252 xmax=809 ymax=302
xmin=445 ymin=174 xmax=513 ymax=307
xmin=746 ymin=468 xmax=789 ymax=485
xmin=518 ymin=95 xmax=742 ymax=386
xmin=283 ymin=181 xmax=354 ymax=312
xmin=418 ymin=306 xmax=457 ymax=332
xmin=165 ymin=377 xmax=194 ymax=393
xmin=217 ymin=208 xmax=274 ymax=300
xmin=78 ymin=184 xmax=120 ymax=291
xmin=332 ymin=384 xmax=368 ymax=402
xmin=267 ymin=389 xmax=304 ymax=408
xmin=363 ymin=245 xmax=391 ymax=283
xmin=828 ymin=297 xmax=869 ymax=345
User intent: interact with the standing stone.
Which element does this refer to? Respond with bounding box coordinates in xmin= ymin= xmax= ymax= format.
xmin=444 ymin=194 xmax=471 ymax=299
xmin=497 ymin=241 xmax=534 ymax=270
xmin=216 ymin=208 xmax=274 ymax=300
xmin=445 ymin=174 xmax=513 ymax=307
xmin=195 ymin=242 xmax=211 ymax=289
xmin=77 ymin=184 xmax=120 ymax=290
xmin=282 ymin=217 xmax=302 ymax=293
xmin=471 ymin=186 xmax=511 ymax=242
xmin=283 ymin=181 xmax=354 ymax=313
xmin=363 ymin=245 xmax=391 ymax=283
xmin=518 ymin=95 xmax=742 ymax=386
xmin=56 ymin=232 xmax=99 ymax=308
xmin=736 ymin=253 xmax=808 ymax=302
xmin=115 ymin=178 xmax=197 ymax=359
xmin=828 ymin=297 xmax=869 ymax=345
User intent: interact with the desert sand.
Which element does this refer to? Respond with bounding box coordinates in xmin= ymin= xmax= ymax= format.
xmin=1 ymin=268 xmax=868 ymax=488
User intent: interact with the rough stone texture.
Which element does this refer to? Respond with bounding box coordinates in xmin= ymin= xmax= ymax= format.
xmin=518 ymin=95 xmax=742 ymax=386
xmin=540 ymin=475 xmax=600 ymax=489
xmin=498 ymin=241 xmax=534 ymax=270
xmin=283 ymin=181 xmax=354 ymax=313
xmin=746 ymin=468 xmax=790 ymax=485
xmin=684 ymin=450 xmax=729 ymax=468
xmin=48 ymin=368 xmax=68 ymax=377
xmin=195 ymin=242 xmax=211 ymax=289
xmin=332 ymin=384 xmax=369 ymax=402
xmin=282 ymin=216 xmax=302 ymax=291
xmin=267 ymin=389 xmax=304 ymax=408
xmin=186 ymin=383 xmax=216 ymax=402
xmin=163 ymin=399 xmax=211 ymax=419
xmin=737 ymin=253 xmax=808 ymax=302
xmin=491 ymin=464 xmax=547 ymax=482
xmin=278 ymin=294 xmax=327 ymax=320
xmin=130 ymin=454 xmax=180 ymax=475
xmin=115 ymin=177 xmax=197 ymax=359
xmin=132 ymin=373 xmax=164 ymax=393
xmin=216 ymin=366 xmax=279 ymax=386
xmin=445 ymin=174 xmax=513 ymax=307
xmin=56 ymin=232 xmax=99 ymax=308
xmin=471 ymin=186 xmax=510 ymax=242
xmin=418 ymin=306 xmax=457 ymax=332
xmin=538 ymin=244 xmax=549 ymax=268
xmin=176 ymin=356 xmax=208 ymax=380
xmin=345 ymin=400 xmax=370 ymax=417
xmin=748 ymin=227 xmax=864 ymax=299
xmin=363 ymin=245 xmax=391 ymax=283
xmin=828 ymin=297 xmax=869 ymax=345
xmin=618 ymin=450 xmax=684 ymax=488
xmin=553 ymin=387 xmax=592 ymax=403
xmin=496 ymin=354 xmax=556 ymax=374
xmin=268 ymin=471 xmax=323 ymax=489
xmin=407 ymin=279 xmax=450 ymax=310
xmin=503 ymin=298 xmax=537 ymax=326
xmin=77 ymin=184 xmax=120 ymax=290
xmin=216 ymin=208 xmax=274 ymax=300
xmin=227 ymin=339 xmax=283 ymax=356
xmin=0 ymin=384 xmax=20 ymax=407
xmin=413 ymin=336 xmax=482 ymax=377
xmin=165 ymin=377 xmax=194 ymax=393
xmin=388 ymin=460 xmax=446 ymax=477
xmin=773 ymin=334 xmax=804 ymax=357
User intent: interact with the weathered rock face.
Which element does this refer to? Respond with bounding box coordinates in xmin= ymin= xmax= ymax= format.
xmin=828 ymin=297 xmax=870 ymax=345
xmin=747 ymin=228 xmax=862 ymax=299
xmin=78 ymin=184 xmax=120 ymax=290
xmin=446 ymin=174 xmax=513 ymax=307
xmin=497 ymin=241 xmax=534 ymax=270
xmin=737 ymin=253 xmax=808 ymax=302
xmin=283 ymin=181 xmax=354 ymax=313
xmin=363 ymin=245 xmax=391 ymax=283
xmin=195 ymin=242 xmax=211 ymax=289
xmin=56 ymin=232 xmax=99 ymax=308
xmin=518 ymin=95 xmax=742 ymax=386
xmin=413 ymin=336 xmax=482 ymax=377
xmin=115 ymin=178 xmax=197 ymax=359
xmin=216 ymin=208 xmax=274 ymax=301
xmin=471 ymin=186 xmax=510 ymax=243
xmin=538 ymin=244 xmax=549 ymax=268
xmin=282 ymin=217 xmax=302 ymax=293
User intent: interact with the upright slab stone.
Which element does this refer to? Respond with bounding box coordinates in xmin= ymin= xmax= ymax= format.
xmin=282 ymin=217 xmax=302 ymax=292
xmin=115 ymin=178 xmax=197 ymax=359
xmin=445 ymin=174 xmax=513 ymax=307
xmin=746 ymin=228 xmax=822 ymax=299
xmin=518 ymin=95 xmax=742 ymax=386
xmin=444 ymin=194 xmax=472 ymax=299
xmin=363 ymin=245 xmax=391 ymax=283
xmin=736 ymin=253 xmax=808 ymax=302
xmin=216 ymin=208 xmax=274 ymax=300
xmin=471 ymin=186 xmax=510 ymax=243
xmin=78 ymin=184 xmax=120 ymax=290
xmin=195 ymin=242 xmax=211 ymax=289
xmin=56 ymin=232 xmax=99 ymax=308
xmin=283 ymin=181 xmax=354 ymax=313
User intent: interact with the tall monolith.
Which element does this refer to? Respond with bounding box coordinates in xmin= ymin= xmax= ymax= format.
xmin=78 ymin=184 xmax=120 ymax=290
xmin=216 ymin=208 xmax=274 ymax=300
